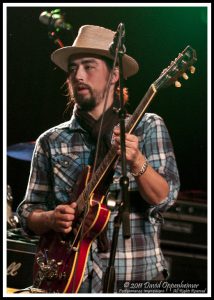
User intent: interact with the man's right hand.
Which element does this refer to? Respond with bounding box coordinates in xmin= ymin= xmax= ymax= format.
xmin=50 ymin=202 xmax=77 ymax=234
xmin=27 ymin=202 xmax=77 ymax=235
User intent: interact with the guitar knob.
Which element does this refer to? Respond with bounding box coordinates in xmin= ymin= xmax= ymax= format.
xmin=175 ymin=80 xmax=182 ymax=88
xmin=182 ymin=72 xmax=189 ymax=80
xmin=190 ymin=66 xmax=196 ymax=74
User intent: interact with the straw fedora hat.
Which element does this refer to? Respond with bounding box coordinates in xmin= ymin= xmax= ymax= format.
xmin=51 ymin=25 xmax=139 ymax=78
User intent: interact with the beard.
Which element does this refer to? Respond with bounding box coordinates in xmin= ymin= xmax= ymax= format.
xmin=74 ymin=85 xmax=105 ymax=112
xmin=74 ymin=94 xmax=96 ymax=111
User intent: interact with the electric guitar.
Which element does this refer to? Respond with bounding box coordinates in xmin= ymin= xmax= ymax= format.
xmin=32 ymin=45 xmax=197 ymax=293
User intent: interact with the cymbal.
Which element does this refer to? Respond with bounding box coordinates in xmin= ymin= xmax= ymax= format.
xmin=7 ymin=142 xmax=35 ymax=161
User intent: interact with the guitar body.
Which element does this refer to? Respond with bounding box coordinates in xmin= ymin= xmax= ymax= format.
xmin=33 ymin=166 xmax=110 ymax=293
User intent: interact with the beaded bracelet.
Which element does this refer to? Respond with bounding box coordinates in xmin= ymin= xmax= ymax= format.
xmin=131 ymin=160 xmax=149 ymax=177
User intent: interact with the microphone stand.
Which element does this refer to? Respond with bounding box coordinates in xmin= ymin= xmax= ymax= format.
xmin=103 ymin=23 xmax=130 ymax=293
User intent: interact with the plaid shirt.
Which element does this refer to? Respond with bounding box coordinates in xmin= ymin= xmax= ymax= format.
xmin=17 ymin=112 xmax=180 ymax=293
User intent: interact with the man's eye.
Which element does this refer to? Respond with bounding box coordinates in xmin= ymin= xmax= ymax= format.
xmin=85 ymin=65 xmax=94 ymax=70
xmin=69 ymin=67 xmax=77 ymax=73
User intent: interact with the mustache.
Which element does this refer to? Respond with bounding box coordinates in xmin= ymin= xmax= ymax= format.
xmin=75 ymin=83 xmax=92 ymax=91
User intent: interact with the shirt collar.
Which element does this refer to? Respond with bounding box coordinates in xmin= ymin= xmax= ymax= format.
xmin=53 ymin=107 xmax=87 ymax=134
xmin=65 ymin=113 xmax=88 ymax=134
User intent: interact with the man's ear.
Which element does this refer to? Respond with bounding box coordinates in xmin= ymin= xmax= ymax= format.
xmin=111 ymin=67 xmax=119 ymax=84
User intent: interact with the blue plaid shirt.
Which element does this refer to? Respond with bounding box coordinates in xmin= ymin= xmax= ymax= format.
xmin=17 ymin=112 xmax=180 ymax=293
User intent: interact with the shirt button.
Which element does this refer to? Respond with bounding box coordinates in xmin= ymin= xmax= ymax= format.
xmin=61 ymin=159 xmax=70 ymax=167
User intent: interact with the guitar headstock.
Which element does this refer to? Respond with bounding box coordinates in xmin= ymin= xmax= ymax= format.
xmin=154 ymin=45 xmax=197 ymax=90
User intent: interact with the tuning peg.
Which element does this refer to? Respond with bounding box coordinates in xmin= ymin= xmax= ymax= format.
xmin=175 ymin=80 xmax=182 ymax=88
xmin=182 ymin=73 xmax=189 ymax=80
xmin=190 ymin=66 xmax=196 ymax=74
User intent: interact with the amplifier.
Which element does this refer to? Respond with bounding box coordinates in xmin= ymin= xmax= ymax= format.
xmin=162 ymin=246 xmax=207 ymax=281
xmin=7 ymin=230 xmax=38 ymax=289
xmin=161 ymin=191 xmax=207 ymax=247
xmin=160 ymin=190 xmax=207 ymax=282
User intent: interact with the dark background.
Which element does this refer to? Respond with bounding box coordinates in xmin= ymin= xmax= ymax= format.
xmin=6 ymin=5 xmax=208 ymax=210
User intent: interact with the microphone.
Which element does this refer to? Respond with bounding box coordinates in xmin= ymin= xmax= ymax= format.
xmin=109 ymin=23 xmax=126 ymax=56
xmin=39 ymin=10 xmax=72 ymax=31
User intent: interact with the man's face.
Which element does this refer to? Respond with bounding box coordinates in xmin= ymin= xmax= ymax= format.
xmin=68 ymin=55 xmax=111 ymax=111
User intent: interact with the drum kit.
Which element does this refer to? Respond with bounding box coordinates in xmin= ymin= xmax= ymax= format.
xmin=7 ymin=141 xmax=35 ymax=229
xmin=7 ymin=141 xmax=35 ymax=162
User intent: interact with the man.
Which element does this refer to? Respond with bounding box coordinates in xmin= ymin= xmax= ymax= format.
xmin=17 ymin=25 xmax=180 ymax=293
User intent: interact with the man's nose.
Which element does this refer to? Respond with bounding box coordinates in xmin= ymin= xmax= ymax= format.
xmin=74 ymin=65 xmax=85 ymax=81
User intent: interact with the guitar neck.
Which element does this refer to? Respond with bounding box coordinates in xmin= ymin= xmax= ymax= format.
xmin=76 ymin=84 xmax=157 ymax=213
xmin=126 ymin=84 xmax=157 ymax=133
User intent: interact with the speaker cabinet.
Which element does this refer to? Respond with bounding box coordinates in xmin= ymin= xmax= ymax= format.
xmin=161 ymin=191 xmax=207 ymax=284
xmin=162 ymin=242 xmax=207 ymax=281
xmin=7 ymin=239 xmax=37 ymax=289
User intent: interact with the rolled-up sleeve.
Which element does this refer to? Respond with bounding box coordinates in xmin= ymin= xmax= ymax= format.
xmin=137 ymin=113 xmax=180 ymax=213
